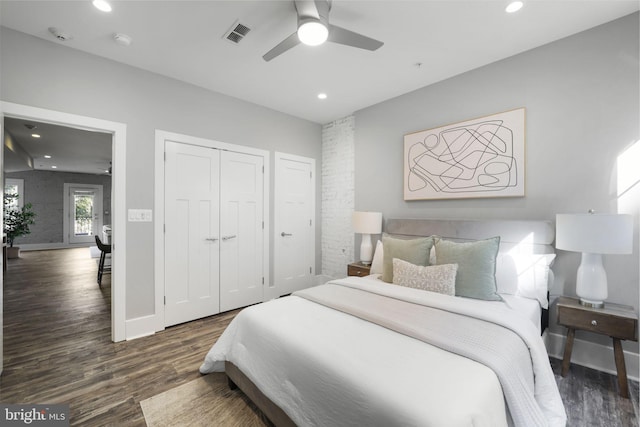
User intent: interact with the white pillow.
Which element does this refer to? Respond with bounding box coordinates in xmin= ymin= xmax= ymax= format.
xmin=392 ymin=258 xmax=457 ymax=296
xmin=370 ymin=240 xmax=384 ymax=274
xmin=495 ymin=253 xmax=556 ymax=309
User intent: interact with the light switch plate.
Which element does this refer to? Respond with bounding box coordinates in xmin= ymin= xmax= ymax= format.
xmin=128 ymin=209 xmax=152 ymax=222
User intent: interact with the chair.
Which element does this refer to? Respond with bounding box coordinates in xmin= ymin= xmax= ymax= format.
xmin=95 ymin=235 xmax=111 ymax=286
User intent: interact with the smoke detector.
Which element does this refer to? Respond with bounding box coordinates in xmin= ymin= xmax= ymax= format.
xmin=48 ymin=27 xmax=73 ymax=41
xmin=113 ymin=33 xmax=132 ymax=46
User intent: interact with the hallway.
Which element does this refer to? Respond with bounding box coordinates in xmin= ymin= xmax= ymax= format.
xmin=0 ymin=248 xmax=235 ymax=425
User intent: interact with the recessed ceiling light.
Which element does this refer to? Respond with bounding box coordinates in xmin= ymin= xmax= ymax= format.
xmin=44 ymin=155 xmax=52 ymax=159
xmin=505 ymin=1 xmax=524 ymax=13
xmin=51 ymin=165 xmax=58 ymax=169
xmin=317 ymin=93 xmax=327 ymax=100
xmin=31 ymin=133 xmax=41 ymax=138
xmin=92 ymin=0 xmax=112 ymax=12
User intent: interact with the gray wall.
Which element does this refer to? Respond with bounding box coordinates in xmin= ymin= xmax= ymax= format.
xmin=5 ymin=170 xmax=112 ymax=245
xmin=353 ymin=14 xmax=639 ymax=352
xmin=0 ymin=27 xmax=322 ymax=319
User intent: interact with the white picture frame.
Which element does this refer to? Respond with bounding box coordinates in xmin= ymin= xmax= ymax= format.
xmin=404 ymin=108 xmax=525 ymax=200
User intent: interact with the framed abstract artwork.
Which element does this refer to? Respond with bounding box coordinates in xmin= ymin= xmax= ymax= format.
xmin=404 ymin=108 xmax=525 ymax=201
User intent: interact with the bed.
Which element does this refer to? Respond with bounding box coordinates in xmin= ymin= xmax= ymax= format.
xmin=200 ymin=219 xmax=567 ymax=427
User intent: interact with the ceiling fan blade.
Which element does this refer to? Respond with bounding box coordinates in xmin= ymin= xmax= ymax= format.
xmin=313 ymin=0 xmax=330 ymax=22
xmin=263 ymin=32 xmax=301 ymax=61
xmin=328 ymin=25 xmax=383 ymax=51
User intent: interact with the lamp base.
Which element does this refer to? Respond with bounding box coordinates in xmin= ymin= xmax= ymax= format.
xmin=575 ymin=252 xmax=607 ymax=310
xmin=359 ymin=234 xmax=374 ymax=266
xmin=579 ymin=298 xmax=605 ymax=309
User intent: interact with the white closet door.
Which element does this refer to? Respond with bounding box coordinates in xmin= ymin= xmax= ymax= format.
xmin=219 ymin=150 xmax=264 ymax=311
xmin=164 ymin=141 xmax=220 ymax=327
xmin=273 ymin=154 xmax=315 ymax=296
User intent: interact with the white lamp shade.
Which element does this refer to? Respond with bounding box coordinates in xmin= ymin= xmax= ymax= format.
xmin=352 ymin=211 xmax=382 ymax=234
xmin=556 ymin=213 xmax=633 ymax=254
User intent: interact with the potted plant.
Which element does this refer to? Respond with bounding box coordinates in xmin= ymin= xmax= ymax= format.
xmin=4 ymin=192 xmax=36 ymax=258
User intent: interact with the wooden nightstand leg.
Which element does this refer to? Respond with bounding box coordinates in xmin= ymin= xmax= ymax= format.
xmin=612 ymin=338 xmax=629 ymax=398
xmin=561 ymin=327 xmax=575 ymax=377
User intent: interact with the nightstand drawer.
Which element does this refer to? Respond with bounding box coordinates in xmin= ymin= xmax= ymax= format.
xmin=347 ymin=263 xmax=371 ymax=277
xmin=558 ymin=306 xmax=637 ymax=340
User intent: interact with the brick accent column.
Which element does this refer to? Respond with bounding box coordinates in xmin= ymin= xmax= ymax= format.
xmin=321 ymin=116 xmax=355 ymax=280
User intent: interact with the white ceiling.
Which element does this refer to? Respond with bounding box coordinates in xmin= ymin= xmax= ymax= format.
xmin=4 ymin=117 xmax=112 ymax=175
xmin=1 ymin=1 xmax=638 ymax=174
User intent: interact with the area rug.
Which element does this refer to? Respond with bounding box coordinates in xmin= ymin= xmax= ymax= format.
xmin=140 ymin=372 xmax=270 ymax=427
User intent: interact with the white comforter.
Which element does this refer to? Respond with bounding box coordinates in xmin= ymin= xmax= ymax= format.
xmin=200 ymin=277 xmax=566 ymax=427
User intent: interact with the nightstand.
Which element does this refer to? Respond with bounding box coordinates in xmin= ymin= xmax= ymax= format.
xmin=347 ymin=262 xmax=371 ymax=277
xmin=557 ymin=296 xmax=638 ymax=398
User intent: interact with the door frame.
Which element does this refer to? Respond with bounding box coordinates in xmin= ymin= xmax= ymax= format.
xmin=272 ymin=152 xmax=316 ymax=299
xmin=154 ymin=130 xmax=270 ymax=332
xmin=63 ymin=183 xmax=104 ymax=245
xmin=1 ymin=101 xmax=127 ymax=342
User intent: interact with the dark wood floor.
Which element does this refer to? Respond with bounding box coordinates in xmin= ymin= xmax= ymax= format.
xmin=1 ymin=248 xmax=638 ymax=426
xmin=0 ymin=248 xmax=237 ymax=426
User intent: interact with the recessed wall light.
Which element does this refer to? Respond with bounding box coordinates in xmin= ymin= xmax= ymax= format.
xmin=317 ymin=93 xmax=327 ymax=100
xmin=93 ymin=0 xmax=112 ymax=12
xmin=31 ymin=133 xmax=41 ymax=138
xmin=505 ymin=1 xmax=524 ymax=13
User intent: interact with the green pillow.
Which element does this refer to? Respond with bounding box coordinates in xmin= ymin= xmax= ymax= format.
xmin=381 ymin=235 xmax=434 ymax=283
xmin=435 ymin=237 xmax=501 ymax=301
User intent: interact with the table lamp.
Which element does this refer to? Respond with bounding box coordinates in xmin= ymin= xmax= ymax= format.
xmin=352 ymin=211 xmax=382 ymax=265
xmin=556 ymin=211 xmax=633 ymax=308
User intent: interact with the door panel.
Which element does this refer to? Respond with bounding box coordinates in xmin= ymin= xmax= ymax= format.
xmin=67 ymin=185 xmax=103 ymax=244
xmin=164 ymin=141 xmax=220 ymax=327
xmin=274 ymin=154 xmax=315 ymax=296
xmin=219 ymin=151 xmax=264 ymax=311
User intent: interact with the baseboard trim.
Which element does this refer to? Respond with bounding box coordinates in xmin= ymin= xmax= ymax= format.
xmin=545 ymin=331 xmax=640 ymax=382
xmin=18 ymin=243 xmax=92 ymax=251
xmin=125 ymin=315 xmax=156 ymax=340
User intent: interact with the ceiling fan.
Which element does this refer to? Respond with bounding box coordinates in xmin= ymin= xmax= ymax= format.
xmin=263 ymin=0 xmax=384 ymax=62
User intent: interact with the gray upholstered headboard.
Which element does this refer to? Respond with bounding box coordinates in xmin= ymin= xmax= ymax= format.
xmin=385 ymin=218 xmax=555 ymax=254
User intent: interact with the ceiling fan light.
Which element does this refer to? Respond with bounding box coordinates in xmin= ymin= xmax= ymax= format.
xmin=298 ymin=21 xmax=328 ymax=46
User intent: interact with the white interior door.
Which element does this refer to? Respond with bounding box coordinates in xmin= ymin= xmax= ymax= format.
xmin=65 ymin=184 xmax=103 ymax=244
xmin=219 ymin=151 xmax=264 ymax=311
xmin=164 ymin=141 xmax=220 ymax=327
xmin=273 ymin=153 xmax=315 ymax=296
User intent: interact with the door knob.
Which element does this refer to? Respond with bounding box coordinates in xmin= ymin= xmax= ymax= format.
xmin=281 ymin=232 xmax=292 ymax=237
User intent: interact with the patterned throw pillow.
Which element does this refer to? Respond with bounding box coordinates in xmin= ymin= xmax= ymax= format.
xmin=392 ymin=258 xmax=457 ymax=296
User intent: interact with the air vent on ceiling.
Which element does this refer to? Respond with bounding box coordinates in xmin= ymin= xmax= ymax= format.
xmin=224 ymin=20 xmax=251 ymax=44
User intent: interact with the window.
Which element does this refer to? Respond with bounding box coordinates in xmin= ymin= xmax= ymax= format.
xmin=617 ymin=140 xmax=640 ymax=198
xmin=4 ymin=178 xmax=24 ymax=210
